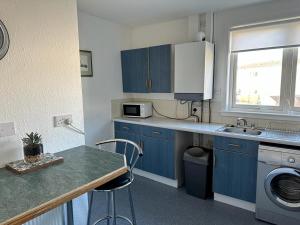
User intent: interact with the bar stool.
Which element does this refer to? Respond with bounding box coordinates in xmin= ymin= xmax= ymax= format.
xmin=87 ymin=139 xmax=143 ymax=225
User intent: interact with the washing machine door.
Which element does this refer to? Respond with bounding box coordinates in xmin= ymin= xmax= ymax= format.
xmin=265 ymin=167 xmax=300 ymax=210
xmin=0 ymin=20 xmax=9 ymax=60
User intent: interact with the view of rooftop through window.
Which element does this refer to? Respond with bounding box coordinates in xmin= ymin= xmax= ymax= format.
xmin=235 ymin=48 xmax=283 ymax=107
xmin=295 ymin=47 xmax=300 ymax=107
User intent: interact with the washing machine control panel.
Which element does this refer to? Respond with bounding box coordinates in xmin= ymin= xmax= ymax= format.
xmin=282 ymin=153 xmax=300 ymax=168
xmin=258 ymin=145 xmax=300 ymax=168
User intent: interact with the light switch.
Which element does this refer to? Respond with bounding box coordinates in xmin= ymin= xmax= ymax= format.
xmin=0 ymin=122 xmax=15 ymax=137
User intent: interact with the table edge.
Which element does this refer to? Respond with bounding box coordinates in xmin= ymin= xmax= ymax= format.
xmin=0 ymin=166 xmax=128 ymax=225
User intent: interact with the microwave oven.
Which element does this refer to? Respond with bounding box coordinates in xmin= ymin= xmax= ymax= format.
xmin=122 ymin=102 xmax=152 ymax=118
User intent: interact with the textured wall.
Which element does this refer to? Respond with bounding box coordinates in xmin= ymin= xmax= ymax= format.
xmin=0 ymin=0 xmax=85 ymax=167
xmin=78 ymin=11 xmax=131 ymax=146
xmin=131 ymin=18 xmax=189 ymax=48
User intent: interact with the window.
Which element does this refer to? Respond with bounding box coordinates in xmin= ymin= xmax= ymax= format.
xmin=228 ymin=20 xmax=300 ymax=115
xmin=234 ymin=49 xmax=283 ymax=107
xmin=294 ymin=47 xmax=300 ymax=107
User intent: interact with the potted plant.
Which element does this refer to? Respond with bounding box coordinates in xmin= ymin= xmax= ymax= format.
xmin=22 ymin=132 xmax=43 ymax=163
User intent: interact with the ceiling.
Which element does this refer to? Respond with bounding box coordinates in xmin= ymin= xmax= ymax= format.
xmin=77 ymin=0 xmax=272 ymax=27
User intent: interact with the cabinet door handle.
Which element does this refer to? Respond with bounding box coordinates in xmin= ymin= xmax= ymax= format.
xmin=152 ymin=131 xmax=161 ymax=135
xmin=122 ymin=126 xmax=129 ymax=130
xmin=213 ymin=153 xmax=216 ymax=167
xmin=149 ymin=79 xmax=152 ymax=89
xmin=228 ymin=143 xmax=240 ymax=148
xmin=140 ymin=141 xmax=144 ymax=150
xmin=146 ymin=79 xmax=149 ymax=89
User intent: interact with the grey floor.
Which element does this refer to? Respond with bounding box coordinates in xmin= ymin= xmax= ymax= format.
xmin=89 ymin=175 xmax=270 ymax=225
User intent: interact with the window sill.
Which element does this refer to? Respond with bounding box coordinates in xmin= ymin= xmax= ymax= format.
xmin=221 ymin=110 xmax=300 ymax=122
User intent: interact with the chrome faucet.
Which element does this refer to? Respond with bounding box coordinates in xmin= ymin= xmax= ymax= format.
xmin=237 ymin=118 xmax=247 ymax=127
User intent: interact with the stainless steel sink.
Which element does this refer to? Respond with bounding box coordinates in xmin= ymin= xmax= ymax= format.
xmin=221 ymin=127 xmax=262 ymax=136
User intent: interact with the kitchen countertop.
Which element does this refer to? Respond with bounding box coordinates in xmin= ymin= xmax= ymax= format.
xmin=0 ymin=146 xmax=127 ymax=225
xmin=113 ymin=117 xmax=300 ymax=147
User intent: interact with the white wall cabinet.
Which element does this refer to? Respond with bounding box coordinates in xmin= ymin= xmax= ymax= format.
xmin=174 ymin=41 xmax=214 ymax=100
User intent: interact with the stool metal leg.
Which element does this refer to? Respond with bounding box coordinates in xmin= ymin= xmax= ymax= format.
xmin=112 ymin=191 xmax=117 ymax=225
xmin=87 ymin=192 xmax=94 ymax=225
xmin=128 ymin=186 xmax=137 ymax=225
xmin=66 ymin=201 xmax=74 ymax=225
xmin=106 ymin=192 xmax=111 ymax=225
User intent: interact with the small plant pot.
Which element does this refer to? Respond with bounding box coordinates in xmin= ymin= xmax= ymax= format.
xmin=23 ymin=144 xmax=43 ymax=163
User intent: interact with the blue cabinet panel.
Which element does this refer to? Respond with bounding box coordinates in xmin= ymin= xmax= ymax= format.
xmin=231 ymin=151 xmax=257 ymax=202
xmin=149 ymin=45 xmax=172 ymax=93
xmin=164 ymin=139 xmax=175 ymax=179
xmin=115 ymin=130 xmax=142 ymax=169
xmin=121 ymin=48 xmax=148 ymax=93
xmin=114 ymin=122 xmax=140 ymax=134
xmin=142 ymin=135 xmax=175 ymax=179
xmin=142 ymin=136 xmax=162 ymax=175
xmin=140 ymin=125 xmax=174 ymax=140
xmin=213 ymin=148 xmax=257 ymax=203
xmin=121 ymin=50 xmax=132 ymax=92
xmin=213 ymin=137 xmax=258 ymax=203
xmin=214 ymin=136 xmax=259 ymax=156
xmin=213 ymin=149 xmax=231 ymax=196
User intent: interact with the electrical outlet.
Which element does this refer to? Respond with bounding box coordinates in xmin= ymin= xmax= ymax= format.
xmin=0 ymin=122 xmax=15 ymax=137
xmin=54 ymin=115 xmax=72 ymax=127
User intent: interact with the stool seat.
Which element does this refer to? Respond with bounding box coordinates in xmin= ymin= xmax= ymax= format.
xmin=95 ymin=172 xmax=132 ymax=191
xmin=87 ymin=139 xmax=143 ymax=225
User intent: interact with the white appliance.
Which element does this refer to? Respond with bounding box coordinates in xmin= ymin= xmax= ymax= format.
xmin=256 ymin=144 xmax=300 ymax=225
xmin=122 ymin=102 xmax=152 ymax=118
xmin=174 ymin=41 xmax=214 ymax=101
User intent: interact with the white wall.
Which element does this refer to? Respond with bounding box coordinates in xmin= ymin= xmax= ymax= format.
xmin=0 ymin=0 xmax=85 ymax=167
xmin=78 ymin=11 xmax=131 ymax=146
xmin=131 ymin=18 xmax=189 ymax=48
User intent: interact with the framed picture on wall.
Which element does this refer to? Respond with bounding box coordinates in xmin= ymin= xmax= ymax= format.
xmin=80 ymin=50 xmax=93 ymax=77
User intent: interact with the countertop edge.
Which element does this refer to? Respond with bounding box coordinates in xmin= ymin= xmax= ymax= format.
xmin=113 ymin=117 xmax=300 ymax=147
xmin=0 ymin=166 xmax=128 ymax=225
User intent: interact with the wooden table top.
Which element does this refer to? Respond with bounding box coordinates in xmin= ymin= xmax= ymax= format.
xmin=0 ymin=145 xmax=127 ymax=225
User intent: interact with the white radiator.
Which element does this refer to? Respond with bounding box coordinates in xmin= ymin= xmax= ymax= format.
xmin=23 ymin=194 xmax=88 ymax=225
xmin=24 ymin=206 xmax=64 ymax=225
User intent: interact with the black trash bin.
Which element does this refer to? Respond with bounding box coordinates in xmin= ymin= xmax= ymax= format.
xmin=183 ymin=147 xmax=213 ymax=199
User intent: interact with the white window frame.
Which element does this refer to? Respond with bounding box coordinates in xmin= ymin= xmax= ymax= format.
xmin=227 ymin=47 xmax=300 ymax=115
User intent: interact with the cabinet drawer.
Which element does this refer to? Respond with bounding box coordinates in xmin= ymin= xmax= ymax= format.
xmin=214 ymin=136 xmax=258 ymax=155
xmin=141 ymin=126 xmax=174 ymax=140
xmin=114 ymin=122 xmax=140 ymax=134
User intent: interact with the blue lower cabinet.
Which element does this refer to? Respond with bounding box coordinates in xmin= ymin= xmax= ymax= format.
xmin=114 ymin=122 xmax=176 ymax=179
xmin=213 ymin=149 xmax=232 ymax=196
xmin=115 ymin=130 xmax=142 ymax=169
xmin=142 ymin=135 xmax=175 ymax=179
xmin=213 ymin=138 xmax=258 ymax=203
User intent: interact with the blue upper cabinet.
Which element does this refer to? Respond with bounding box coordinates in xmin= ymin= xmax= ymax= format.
xmin=121 ymin=44 xmax=172 ymax=93
xmin=121 ymin=48 xmax=148 ymax=93
xmin=149 ymin=44 xmax=172 ymax=93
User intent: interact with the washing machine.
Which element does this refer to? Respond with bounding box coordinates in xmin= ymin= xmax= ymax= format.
xmin=256 ymin=144 xmax=300 ymax=225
